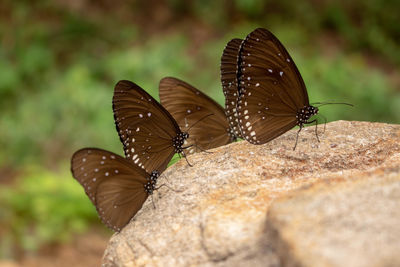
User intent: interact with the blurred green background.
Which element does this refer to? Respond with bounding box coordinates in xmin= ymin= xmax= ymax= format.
xmin=1 ymin=0 xmax=399 ymax=263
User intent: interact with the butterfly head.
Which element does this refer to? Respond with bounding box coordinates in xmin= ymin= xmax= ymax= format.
xmin=296 ymin=105 xmax=319 ymax=127
xmin=172 ymin=132 xmax=189 ymax=153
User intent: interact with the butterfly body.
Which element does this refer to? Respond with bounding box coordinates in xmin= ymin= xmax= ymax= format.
xmin=143 ymin=170 xmax=160 ymax=195
xmin=296 ymin=105 xmax=319 ymax=127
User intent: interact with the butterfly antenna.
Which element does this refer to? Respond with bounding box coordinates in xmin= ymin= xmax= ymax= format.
xmin=186 ymin=113 xmax=215 ymax=133
xmin=312 ymin=101 xmax=354 ymax=108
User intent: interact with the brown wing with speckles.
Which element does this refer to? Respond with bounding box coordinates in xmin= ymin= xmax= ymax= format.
xmin=71 ymin=148 xmax=150 ymax=232
xmin=237 ymin=28 xmax=309 ymax=144
xmin=221 ymin=38 xmax=243 ymax=138
xmin=113 ymin=80 xmax=182 ymax=172
xmin=159 ymin=77 xmax=235 ymax=153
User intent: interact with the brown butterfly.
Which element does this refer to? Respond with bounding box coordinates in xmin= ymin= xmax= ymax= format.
xmin=233 ymin=28 xmax=319 ymax=149
xmin=71 ymin=148 xmax=162 ymax=232
xmin=159 ymin=77 xmax=237 ymax=154
xmin=112 ymin=80 xmax=191 ymax=172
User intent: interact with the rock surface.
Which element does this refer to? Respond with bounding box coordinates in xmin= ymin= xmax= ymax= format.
xmin=267 ymin=171 xmax=400 ymax=267
xmin=102 ymin=121 xmax=400 ymax=267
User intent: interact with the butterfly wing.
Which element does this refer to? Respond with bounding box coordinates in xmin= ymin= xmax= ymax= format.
xmin=237 ymin=28 xmax=309 ymax=144
xmin=71 ymin=148 xmax=149 ymax=232
xmin=159 ymin=77 xmax=234 ymax=153
xmin=113 ymin=80 xmax=180 ymax=172
xmin=221 ymin=38 xmax=243 ymax=138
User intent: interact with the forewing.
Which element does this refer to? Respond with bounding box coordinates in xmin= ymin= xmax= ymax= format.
xmin=113 ymin=80 xmax=179 ymax=172
xmin=221 ymin=38 xmax=243 ymax=138
xmin=71 ymin=148 xmax=149 ymax=231
xmin=237 ymin=28 xmax=308 ymax=144
xmin=159 ymin=77 xmax=232 ymax=153
xmin=239 ymin=28 xmax=309 ymax=110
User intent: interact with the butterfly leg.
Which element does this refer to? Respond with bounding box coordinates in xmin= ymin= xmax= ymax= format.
xmin=160 ymin=173 xmax=170 ymax=184
xmin=318 ymin=113 xmax=327 ymax=134
xmin=155 ymin=183 xmax=183 ymax=193
xmin=293 ymin=125 xmax=303 ymax=151
xmin=181 ymin=150 xmax=193 ymax=167
xmin=193 ymin=143 xmax=213 ymax=154
xmin=309 ymin=119 xmax=320 ymax=143
xmin=150 ymin=194 xmax=156 ymax=209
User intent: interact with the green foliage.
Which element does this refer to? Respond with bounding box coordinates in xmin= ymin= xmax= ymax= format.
xmin=0 ymin=167 xmax=102 ymax=258
xmin=0 ymin=0 xmax=399 ymax=258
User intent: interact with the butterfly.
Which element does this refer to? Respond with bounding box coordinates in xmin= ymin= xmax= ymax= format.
xmin=234 ymin=28 xmax=320 ymax=149
xmin=112 ymin=80 xmax=191 ymax=172
xmin=159 ymin=77 xmax=237 ymax=154
xmin=70 ymin=148 xmax=162 ymax=232
xmin=221 ymin=38 xmax=243 ymax=139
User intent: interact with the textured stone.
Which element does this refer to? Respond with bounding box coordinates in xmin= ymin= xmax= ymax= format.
xmin=102 ymin=121 xmax=400 ymax=267
xmin=267 ymin=172 xmax=400 ymax=267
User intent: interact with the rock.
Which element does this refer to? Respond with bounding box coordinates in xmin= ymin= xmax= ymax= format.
xmin=267 ymin=171 xmax=400 ymax=267
xmin=102 ymin=121 xmax=400 ymax=267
